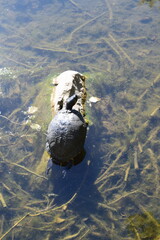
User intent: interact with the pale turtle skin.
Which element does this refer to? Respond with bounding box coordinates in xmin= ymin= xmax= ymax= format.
xmin=46 ymin=94 xmax=87 ymax=174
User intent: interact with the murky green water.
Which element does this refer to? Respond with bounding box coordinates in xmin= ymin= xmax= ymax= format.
xmin=0 ymin=0 xmax=160 ymax=239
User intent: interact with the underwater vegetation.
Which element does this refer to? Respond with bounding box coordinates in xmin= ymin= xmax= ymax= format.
xmin=85 ymin=68 xmax=160 ymax=239
xmin=0 ymin=0 xmax=160 ymax=239
xmin=139 ymin=0 xmax=160 ymax=7
xmin=128 ymin=205 xmax=160 ymax=240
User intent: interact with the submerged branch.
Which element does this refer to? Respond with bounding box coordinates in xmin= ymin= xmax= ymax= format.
xmin=68 ymin=0 xmax=92 ymax=18
xmin=133 ymin=147 xmax=139 ymax=170
xmin=109 ymin=33 xmax=135 ymax=65
xmin=147 ymin=148 xmax=159 ymax=195
xmin=63 ymin=226 xmax=85 ymax=240
xmin=0 ymin=154 xmax=47 ymax=180
xmin=124 ymin=165 xmax=130 ymax=182
xmin=0 ymin=193 xmax=7 ymax=208
xmin=65 ymin=12 xmax=106 ymax=43
xmin=122 ymin=107 xmax=132 ymax=129
xmin=108 ymin=190 xmax=139 ymax=205
xmin=118 ymin=36 xmax=147 ymax=42
xmin=5 ymin=57 xmax=31 ymax=68
xmin=0 ymin=214 xmax=29 ymax=240
xmin=153 ymin=73 xmax=160 ymax=85
xmin=95 ymin=146 xmax=127 ymax=184
xmin=0 ymin=114 xmax=25 ymax=126
xmin=104 ymin=0 xmax=113 ymax=20
xmin=32 ymin=46 xmax=77 ymax=54
xmin=103 ymin=38 xmax=123 ymax=59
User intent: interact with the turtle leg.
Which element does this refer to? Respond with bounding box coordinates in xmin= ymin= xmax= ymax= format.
xmin=46 ymin=158 xmax=53 ymax=175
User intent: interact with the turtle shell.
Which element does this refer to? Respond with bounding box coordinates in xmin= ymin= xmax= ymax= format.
xmin=46 ymin=109 xmax=87 ymax=163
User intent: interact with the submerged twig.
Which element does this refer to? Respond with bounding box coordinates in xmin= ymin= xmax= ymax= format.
xmin=138 ymin=89 xmax=149 ymax=101
xmin=142 ymin=127 xmax=160 ymax=148
xmin=133 ymin=226 xmax=142 ymax=240
xmin=108 ymin=190 xmax=138 ymax=205
xmin=0 ymin=194 xmax=78 ymax=240
xmin=124 ymin=165 xmax=130 ymax=182
xmin=0 ymin=114 xmax=25 ymax=126
xmin=118 ymin=36 xmax=147 ymax=42
xmin=15 ymin=153 xmax=33 ymax=164
xmin=90 ymin=214 xmax=108 ymax=233
xmin=147 ymin=148 xmax=159 ymax=195
xmin=0 ymin=216 xmax=4 ymax=236
xmin=109 ymin=33 xmax=135 ymax=65
xmin=98 ymin=202 xmax=117 ymax=212
xmin=95 ymin=146 xmax=127 ymax=184
xmin=32 ymin=46 xmax=77 ymax=54
xmin=103 ymin=38 xmax=123 ymax=59
xmin=68 ymin=0 xmax=92 ymax=18
xmin=5 ymin=57 xmax=31 ymax=68
xmin=79 ymin=229 xmax=90 ymax=240
xmin=122 ymin=107 xmax=132 ymax=129
xmin=0 ymin=214 xmax=29 ymax=240
xmin=138 ymin=74 xmax=160 ymax=101
xmin=104 ymin=0 xmax=113 ymax=20
xmin=138 ymin=141 xmax=143 ymax=153
xmin=65 ymin=12 xmax=105 ymax=43
xmin=0 ymin=193 xmax=7 ymax=208
xmin=152 ymin=73 xmax=160 ymax=85
xmin=133 ymin=147 xmax=139 ymax=170
xmin=0 ymin=155 xmax=47 ymax=180
xmin=1 ymin=183 xmax=17 ymax=198
xmin=63 ymin=226 xmax=85 ymax=240
xmin=72 ymin=50 xmax=106 ymax=60
xmin=8 ymin=161 xmax=47 ymax=180
xmin=150 ymin=106 xmax=160 ymax=117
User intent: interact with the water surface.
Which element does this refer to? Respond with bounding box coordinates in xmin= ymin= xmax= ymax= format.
xmin=0 ymin=0 xmax=160 ymax=239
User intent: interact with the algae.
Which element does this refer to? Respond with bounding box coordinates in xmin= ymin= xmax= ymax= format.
xmin=140 ymin=0 xmax=160 ymax=7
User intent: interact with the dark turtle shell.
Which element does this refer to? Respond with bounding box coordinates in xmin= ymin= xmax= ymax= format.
xmin=46 ymin=108 xmax=87 ymax=163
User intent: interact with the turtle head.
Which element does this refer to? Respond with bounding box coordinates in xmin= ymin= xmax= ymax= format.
xmin=65 ymin=94 xmax=78 ymax=110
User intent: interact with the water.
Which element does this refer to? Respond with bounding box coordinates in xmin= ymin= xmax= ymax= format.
xmin=0 ymin=0 xmax=160 ymax=239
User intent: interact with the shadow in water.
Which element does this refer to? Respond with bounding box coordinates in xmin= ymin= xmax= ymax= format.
xmin=47 ymin=125 xmax=103 ymax=216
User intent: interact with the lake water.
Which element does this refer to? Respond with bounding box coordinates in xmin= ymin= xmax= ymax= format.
xmin=0 ymin=0 xmax=160 ymax=239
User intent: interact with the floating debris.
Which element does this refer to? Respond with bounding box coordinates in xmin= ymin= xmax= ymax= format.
xmin=88 ymin=96 xmax=101 ymax=107
xmin=89 ymin=96 xmax=101 ymax=103
xmin=0 ymin=67 xmax=12 ymax=76
xmin=27 ymin=106 xmax=38 ymax=115
xmin=30 ymin=123 xmax=41 ymax=131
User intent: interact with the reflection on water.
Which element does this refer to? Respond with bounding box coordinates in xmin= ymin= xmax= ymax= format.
xmin=0 ymin=0 xmax=160 ymax=239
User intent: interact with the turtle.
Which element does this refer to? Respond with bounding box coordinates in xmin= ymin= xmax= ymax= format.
xmin=46 ymin=94 xmax=87 ymax=174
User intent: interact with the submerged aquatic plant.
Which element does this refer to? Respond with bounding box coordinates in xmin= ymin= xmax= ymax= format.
xmin=140 ymin=0 xmax=160 ymax=7
xmin=128 ymin=206 xmax=160 ymax=240
xmin=0 ymin=0 xmax=160 ymax=239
